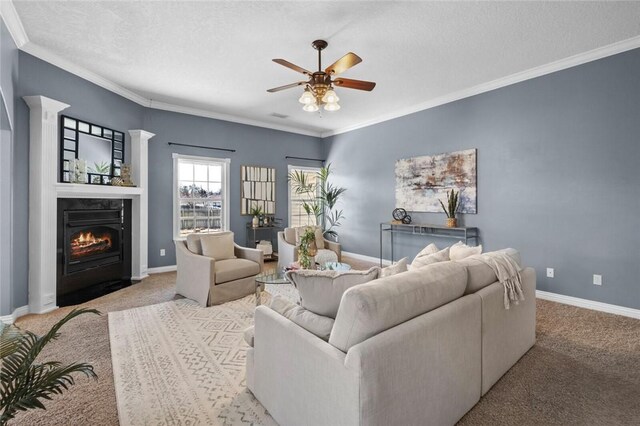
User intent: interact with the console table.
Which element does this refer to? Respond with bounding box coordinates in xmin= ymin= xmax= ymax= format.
xmin=379 ymin=222 xmax=479 ymax=266
xmin=246 ymin=224 xmax=282 ymax=261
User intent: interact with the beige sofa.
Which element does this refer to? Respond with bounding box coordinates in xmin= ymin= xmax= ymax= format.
xmin=277 ymin=226 xmax=342 ymax=270
xmin=174 ymin=232 xmax=263 ymax=306
xmin=246 ymin=249 xmax=535 ymax=426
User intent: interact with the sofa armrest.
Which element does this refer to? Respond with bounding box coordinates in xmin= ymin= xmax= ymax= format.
xmin=252 ymin=306 xmax=359 ymax=426
xmin=324 ymin=238 xmax=342 ymax=262
xmin=175 ymin=240 xmax=214 ymax=306
xmin=234 ymin=243 xmax=264 ymax=270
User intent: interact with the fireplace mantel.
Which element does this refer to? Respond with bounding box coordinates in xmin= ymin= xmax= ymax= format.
xmin=24 ymin=95 xmax=154 ymax=314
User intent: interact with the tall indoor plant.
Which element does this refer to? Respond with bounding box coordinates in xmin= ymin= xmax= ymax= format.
xmin=0 ymin=308 xmax=100 ymax=425
xmin=288 ymin=164 xmax=346 ymax=240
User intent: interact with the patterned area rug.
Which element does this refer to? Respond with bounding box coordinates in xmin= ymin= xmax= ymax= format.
xmin=109 ymin=284 xmax=297 ymax=425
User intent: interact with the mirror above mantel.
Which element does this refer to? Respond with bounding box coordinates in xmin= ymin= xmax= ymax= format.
xmin=60 ymin=115 xmax=125 ymax=184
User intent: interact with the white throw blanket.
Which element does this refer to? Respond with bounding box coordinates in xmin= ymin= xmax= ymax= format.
xmin=470 ymin=252 xmax=525 ymax=309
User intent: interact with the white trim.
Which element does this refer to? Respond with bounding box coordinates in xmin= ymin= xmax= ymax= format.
xmin=0 ymin=87 xmax=13 ymax=131
xmin=342 ymin=251 xmax=392 ymax=267
xmin=321 ymin=35 xmax=640 ymax=137
xmin=148 ymin=265 xmax=177 ymax=274
xmin=0 ymin=305 xmax=29 ymax=325
xmin=536 ymin=290 xmax=640 ymax=320
xmin=0 ymin=0 xmax=28 ymax=48
xmin=172 ymin=153 xmax=231 ymax=240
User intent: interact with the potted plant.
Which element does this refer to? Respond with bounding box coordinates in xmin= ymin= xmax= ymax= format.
xmin=0 ymin=308 xmax=100 ymax=425
xmin=439 ymin=189 xmax=460 ymax=228
xmin=288 ymin=163 xmax=346 ymax=241
xmin=297 ymin=228 xmax=317 ymax=269
xmin=249 ymin=205 xmax=263 ymax=228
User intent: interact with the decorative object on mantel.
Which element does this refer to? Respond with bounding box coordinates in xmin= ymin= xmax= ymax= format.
xmin=0 ymin=308 xmax=100 ymax=424
xmin=68 ymin=158 xmax=87 ymax=183
xmin=395 ymin=148 xmax=477 ymax=213
xmin=439 ymin=189 xmax=460 ymax=228
xmin=112 ymin=164 xmax=136 ymax=187
xmin=391 ymin=207 xmax=411 ymax=224
xmin=241 ymin=165 xmax=276 ymax=216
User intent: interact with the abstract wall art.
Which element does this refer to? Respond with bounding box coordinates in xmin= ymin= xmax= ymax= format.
xmin=241 ymin=165 xmax=276 ymax=215
xmin=395 ymin=148 xmax=477 ymax=213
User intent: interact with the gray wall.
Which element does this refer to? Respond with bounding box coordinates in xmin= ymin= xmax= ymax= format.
xmin=1 ymin=18 xmax=19 ymax=316
xmin=144 ymin=109 xmax=323 ymax=268
xmin=324 ymin=48 xmax=640 ymax=310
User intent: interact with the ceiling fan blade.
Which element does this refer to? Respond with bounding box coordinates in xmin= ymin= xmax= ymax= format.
xmin=333 ymin=78 xmax=376 ymax=91
xmin=325 ymin=52 xmax=362 ymax=75
xmin=266 ymin=81 xmax=307 ymax=93
xmin=273 ymin=59 xmax=312 ymax=76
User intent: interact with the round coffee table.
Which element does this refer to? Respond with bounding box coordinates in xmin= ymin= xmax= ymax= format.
xmin=255 ymin=271 xmax=290 ymax=306
xmin=323 ymin=262 xmax=351 ymax=271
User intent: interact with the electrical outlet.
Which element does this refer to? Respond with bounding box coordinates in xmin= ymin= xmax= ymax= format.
xmin=593 ymin=274 xmax=602 ymax=286
xmin=160 ymin=249 xmax=166 ymax=257
xmin=546 ymin=268 xmax=554 ymax=278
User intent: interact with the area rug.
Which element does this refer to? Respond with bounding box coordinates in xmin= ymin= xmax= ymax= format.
xmin=108 ymin=285 xmax=297 ymax=425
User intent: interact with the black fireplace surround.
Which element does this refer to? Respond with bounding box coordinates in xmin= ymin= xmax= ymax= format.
xmin=57 ymin=198 xmax=132 ymax=306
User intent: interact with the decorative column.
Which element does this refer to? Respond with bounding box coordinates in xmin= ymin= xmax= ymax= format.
xmin=128 ymin=130 xmax=155 ymax=280
xmin=23 ymin=96 xmax=70 ymax=314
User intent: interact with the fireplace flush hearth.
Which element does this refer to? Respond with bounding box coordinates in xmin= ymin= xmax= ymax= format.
xmin=57 ymin=198 xmax=132 ymax=306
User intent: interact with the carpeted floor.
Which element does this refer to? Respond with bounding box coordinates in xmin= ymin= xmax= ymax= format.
xmin=11 ymin=256 xmax=640 ymax=425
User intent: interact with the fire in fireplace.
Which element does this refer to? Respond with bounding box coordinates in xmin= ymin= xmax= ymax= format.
xmin=70 ymin=230 xmax=114 ymax=259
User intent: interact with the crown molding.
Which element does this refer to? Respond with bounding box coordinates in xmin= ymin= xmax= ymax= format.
xmin=321 ymin=35 xmax=640 ymax=138
xmin=0 ymin=0 xmax=28 ymax=48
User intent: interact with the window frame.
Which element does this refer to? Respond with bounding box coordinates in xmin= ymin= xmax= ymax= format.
xmin=287 ymin=164 xmax=322 ymax=228
xmin=172 ymin=153 xmax=231 ymax=240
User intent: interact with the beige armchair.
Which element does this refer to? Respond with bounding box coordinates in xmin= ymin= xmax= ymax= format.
xmin=175 ymin=232 xmax=263 ymax=306
xmin=277 ymin=226 xmax=341 ymax=270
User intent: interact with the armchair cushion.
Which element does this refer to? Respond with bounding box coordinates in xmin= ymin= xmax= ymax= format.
xmin=201 ymin=232 xmax=236 ymax=260
xmin=285 ymin=267 xmax=380 ymax=318
xmin=284 ymin=227 xmax=297 ymax=245
xmin=186 ymin=234 xmax=203 ymax=255
xmin=214 ymin=258 xmax=260 ymax=284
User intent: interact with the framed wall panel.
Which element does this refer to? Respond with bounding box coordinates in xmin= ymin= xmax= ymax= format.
xmin=241 ymin=165 xmax=276 ymax=215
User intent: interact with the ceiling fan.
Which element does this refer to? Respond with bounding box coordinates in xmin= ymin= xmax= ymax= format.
xmin=267 ymin=39 xmax=376 ymax=112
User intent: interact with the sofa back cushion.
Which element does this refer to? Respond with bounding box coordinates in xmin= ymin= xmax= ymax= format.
xmin=285 ymin=267 xmax=380 ymax=318
xmin=200 ymin=232 xmax=236 ymax=261
xmin=329 ymin=261 xmax=467 ymax=352
xmin=455 ymin=248 xmax=521 ymax=294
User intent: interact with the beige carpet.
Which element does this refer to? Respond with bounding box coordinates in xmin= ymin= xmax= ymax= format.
xmin=11 ymin=256 xmax=640 ymax=425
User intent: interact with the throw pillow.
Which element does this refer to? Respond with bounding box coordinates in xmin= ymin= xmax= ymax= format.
xmin=200 ymin=232 xmax=236 ymax=260
xmin=411 ymin=247 xmax=450 ymax=269
xmin=269 ymin=296 xmax=335 ymax=340
xmin=381 ymin=257 xmax=408 ymax=277
xmin=411 ymin=243 xmax=438 ymax=266
xmin=314 ymin=227 xmax=325 ymax=250
xmin=185 ymin=234 xmax=203 ymax=255
xmin=449 ymin=241 xmax=483 ymax=261
xmin=285 ymin=267 xmax=381 ymax=318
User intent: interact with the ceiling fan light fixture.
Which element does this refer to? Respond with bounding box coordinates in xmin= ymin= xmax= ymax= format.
xmin=298 ymin=88 xmax=315 ymax=105
xmin=323 ymin=101 xmax=340 ymax=112
xmin=303 ymin=103 xmax=319 ymax=112
xmin=322 ymin=89 xmax=339 ymax=104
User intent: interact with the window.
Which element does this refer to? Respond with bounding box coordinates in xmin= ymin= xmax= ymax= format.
xmin=288 ymin=165 xmax=321 ymax=228
xmin=173 ymin=154 xmax=230 ymax=239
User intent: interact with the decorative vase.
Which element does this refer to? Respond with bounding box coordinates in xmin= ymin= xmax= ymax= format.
xmin=252 ymin=216 xmax=259 ymax=228
xmin=446 ymin=217 xmax=458 ymax=228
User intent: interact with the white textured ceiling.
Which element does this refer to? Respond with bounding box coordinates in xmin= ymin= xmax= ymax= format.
xmin=12 ymin=1 xmax=640 ymax=136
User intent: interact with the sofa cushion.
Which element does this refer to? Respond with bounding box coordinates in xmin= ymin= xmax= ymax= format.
xmin=411 ymin=246 xmax=450 ymax=269
xmin=201 ymin=232 xmax=236 ymax=260
xmin=411 ymin=243 xmax=438 ymax=265
xmin=285 ymin=267 xmax=380 ymax=318
xmin=381 ymin=257 xmax=408 ymax=277
xmin=450 ymin=241 xmax=483 ymax=261
xmin=329 ymin=261 xmax=467 ymax=352
xmin=186 ymin=234 xmax=203 ymax=255
xmin=244 ymin=326 xmax=255 ymax=347
xmin=455 ymin=248 xmax=522 ymax=294
xmin=214 ymin=258 xmax=260 ymax=284
xmin=269 ymin=295 xmax=335 ymax=341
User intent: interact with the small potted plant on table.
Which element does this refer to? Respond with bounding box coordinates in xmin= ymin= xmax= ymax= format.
xmin=439 ymin=189 xmax=460 ymax=228
xmin=249 ymin=206 xmax=263 ymax=228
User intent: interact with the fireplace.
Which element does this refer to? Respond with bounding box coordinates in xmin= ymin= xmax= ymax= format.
xmin=57 ymin=199 xmax=132 ymax=306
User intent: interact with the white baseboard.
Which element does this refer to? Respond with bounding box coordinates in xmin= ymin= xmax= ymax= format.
xmin=0 ymin=305 xmax=29 ymax=324
xmin=342 ymin=251 xmax=392 ymax=266
xmin=147 ymin=265 xmax=177 ymax=274
xmin=536 ymin=290 xmax=640 ymax=320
